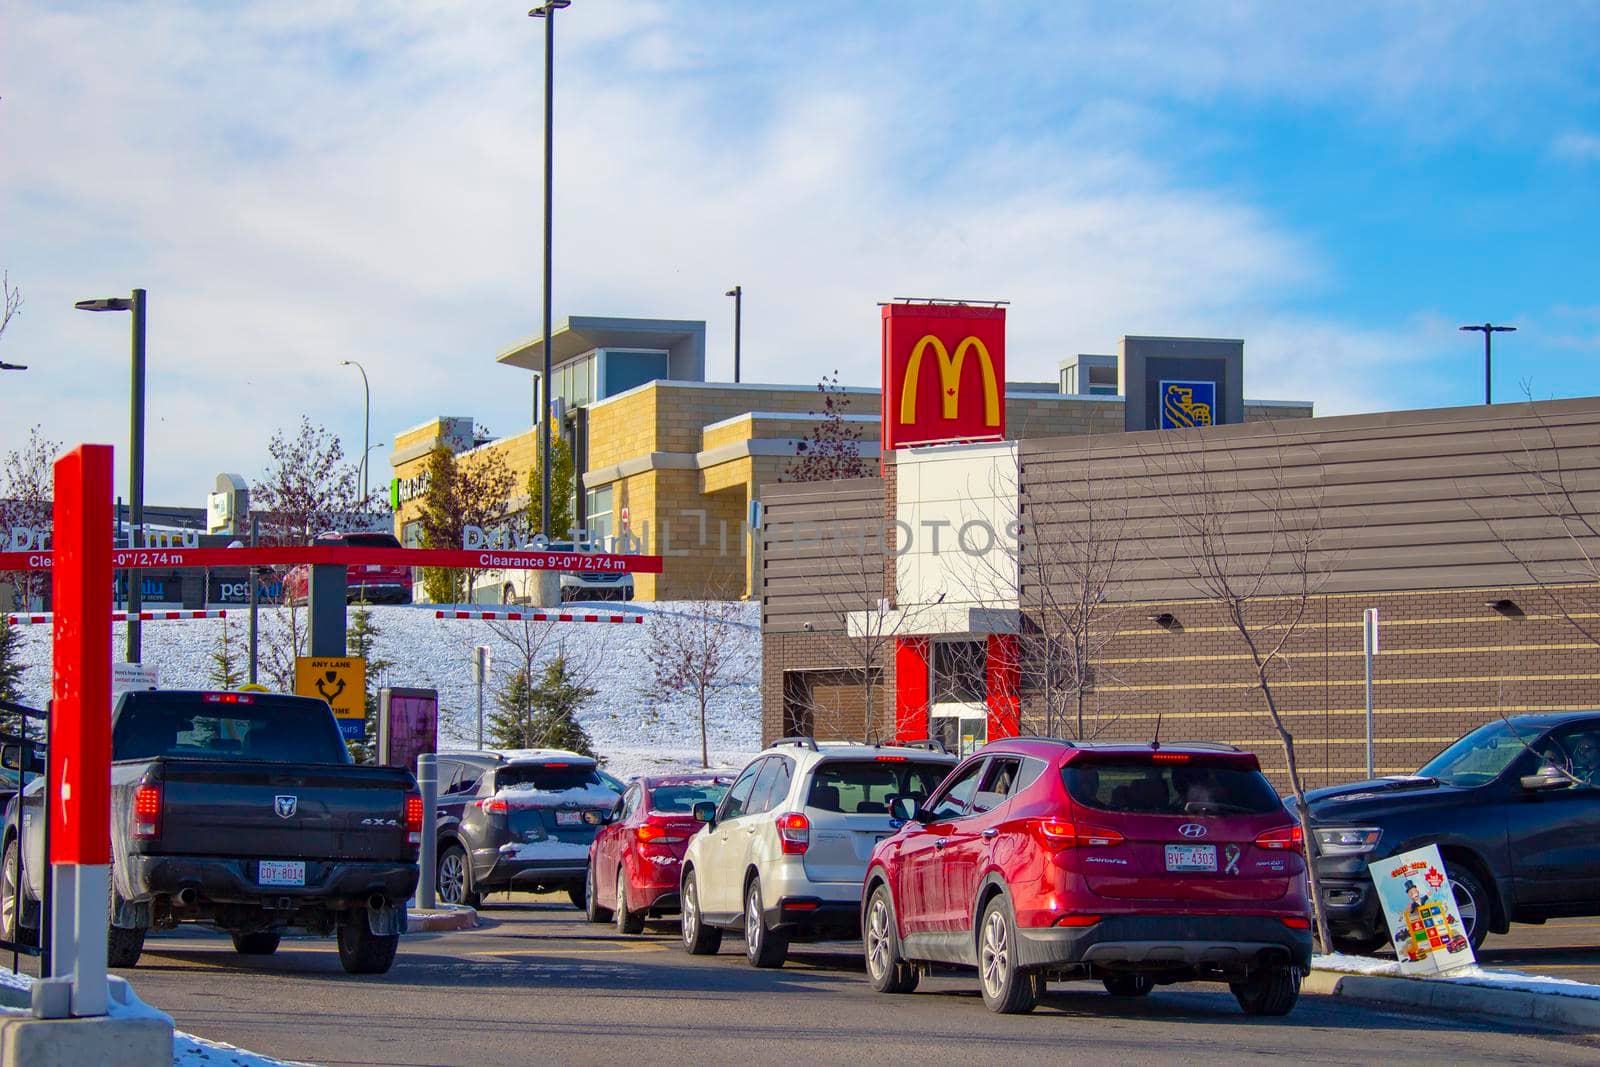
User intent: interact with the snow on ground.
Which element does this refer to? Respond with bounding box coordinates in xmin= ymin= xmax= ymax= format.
xmin=1314 ymin=952 xmax=1600 ymax=998
xmin=9 ymin=600 xmax=764 ymax=779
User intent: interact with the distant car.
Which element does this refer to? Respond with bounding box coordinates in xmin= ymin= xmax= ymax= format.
xmin=490 ymin=542 xmax=634 ymax=604
xmin=862 ymin=739 xmax=1311 ymax=1015
xmin=430 ymin=752 xmax=617 ymax=909
xmin=282 ymin=531 xmax=413 ymax=605
xmin=585 ymin=774 xmax=734 ymax=934
xmin=679 ymin=739 xmax=957 ymax=968
xmin=1305 ymin=712 xmax=1600 ymax=955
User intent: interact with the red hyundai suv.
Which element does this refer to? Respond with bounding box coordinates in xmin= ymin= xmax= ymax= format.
xmin=585 ymin=774 xmax=733 ymax=934
xmin=862 ymin=739 xmax=1311 ymax=1015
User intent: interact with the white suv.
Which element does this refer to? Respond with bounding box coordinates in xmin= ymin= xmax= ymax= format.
xmin=678 ymin=738 xmax=956 ymax=967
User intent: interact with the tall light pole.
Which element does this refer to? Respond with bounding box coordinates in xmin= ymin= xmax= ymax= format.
xmin=339 ymin=359 xmax=371 ymax=503
xmin=1459 ymin=322 xmax=1516 ymax=405
xmin=75 ymin=289 xmax=146 ymax=664
xmin=725 ymin=285 xmax=742 ymax=383
xmin=530 ymin=0 xmax=571 ymax=540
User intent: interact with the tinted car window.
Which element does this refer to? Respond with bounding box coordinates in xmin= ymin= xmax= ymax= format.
xmin=720 ymin=759 xmax=765 ymax=820
xmin=495 ymin=764 xmax=605 ymax=792
xmin=1416 ymin=720 xmax=1536 ymax=786
xmin=806 ymin=760 xmax=951 ymax=815
xmin=925 ymin=760 xmax=986 ymax=820
xmin=747 ymin=758 xmax=794 ymax=815
xmin=113 ymin=695 xmax=347 ymax=764
xmin=650 ymin=781 xmax=733 ymax=814
xmin=1064 ymin=759 xmax=1281 ymax=815
xmin=971 ymin=758 xmax=1021 ymax=815
xmin=337 ymin=533 xmax=402 ymax=549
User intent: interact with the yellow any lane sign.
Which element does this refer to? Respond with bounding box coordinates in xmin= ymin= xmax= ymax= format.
xmin=294 ymin=656 xmax=367 ymax=721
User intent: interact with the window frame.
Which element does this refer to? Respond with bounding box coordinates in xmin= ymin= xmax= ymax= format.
xmin=923 ymin=757 xmax=990 ymax=822
xmin=719 ymin=758 xmax=767 ymax=822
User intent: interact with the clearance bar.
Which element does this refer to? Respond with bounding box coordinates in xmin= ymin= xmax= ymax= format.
xmin=0 ymin=546 xmax=663 ymax=574
xmin=7 ymin=609 xmax=227 ymax=626
xmin=436 ymin=610 xmax=643 ymax=624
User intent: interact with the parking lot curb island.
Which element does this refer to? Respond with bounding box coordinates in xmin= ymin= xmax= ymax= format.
xmin=408 ymin=905 xmax=479 ymax=932
xmin=1310 ymin=969 xmax=1600 ymax=1032
xmin=0 ymin=1014 xmax=172 ymax=1067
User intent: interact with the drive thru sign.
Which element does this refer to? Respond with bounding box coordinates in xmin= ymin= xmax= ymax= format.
xmin=295 ymin=655 xmax=368 ymax=740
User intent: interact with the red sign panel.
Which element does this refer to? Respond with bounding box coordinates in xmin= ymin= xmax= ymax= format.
xmin=51 ymin=445 xmax=114 ymax=866
xmin=881 ymin=303 xmax=1006 ymax=450
xmin=0 ymin=545 xmax=664 ymax=574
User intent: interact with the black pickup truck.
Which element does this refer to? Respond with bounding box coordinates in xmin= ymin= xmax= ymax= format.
xmin=1305 ymin=711 xmax=1600 ymax=954
xmin=1 ymin=689 xmax=421 ymax=974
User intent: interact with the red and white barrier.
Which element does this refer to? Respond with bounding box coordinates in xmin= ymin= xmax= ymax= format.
xmin=6 ymin=609 xmax=228 ymax=626
xmin=435 ymin=610 xmax=643 ymax=624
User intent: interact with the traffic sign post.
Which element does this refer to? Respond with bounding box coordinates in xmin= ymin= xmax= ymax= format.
xmin=43 ymin=445 xmax=114 ymax=1019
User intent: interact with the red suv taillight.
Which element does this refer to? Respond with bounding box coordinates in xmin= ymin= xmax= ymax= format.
xmin=479 ymin=796 xmax=509 ymax=815
xmin=1255 ymin=825 xmax=1304 ymax=852
xmin=775 ymin=812 xmax=810 ymax=855
xmin=132 ymin=784 xmax=162 ymax=840
xmin=405 ymin=793 xmax=424 ymax=845
xmin=1035 ymin=818 xmax=1125 ymax=852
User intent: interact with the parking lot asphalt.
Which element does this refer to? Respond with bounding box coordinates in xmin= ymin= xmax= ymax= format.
xmin=40 ymin=899 xmax=1590 ymax=1067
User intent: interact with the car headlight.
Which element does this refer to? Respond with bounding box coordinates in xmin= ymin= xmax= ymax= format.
xmin=1312 ymin=827 xmax=1382 ymax=856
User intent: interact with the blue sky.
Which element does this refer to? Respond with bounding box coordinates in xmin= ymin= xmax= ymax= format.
xmin=2 ymin=1 xmax=1597 ymax=501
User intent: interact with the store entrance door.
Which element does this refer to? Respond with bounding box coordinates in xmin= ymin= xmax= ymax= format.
xmin=932 ymin=709 xmax=988 ymax=757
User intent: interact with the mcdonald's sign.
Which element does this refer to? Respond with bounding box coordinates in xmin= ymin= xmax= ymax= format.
xmin=881 ymin=303 xmax=1006 ymax=449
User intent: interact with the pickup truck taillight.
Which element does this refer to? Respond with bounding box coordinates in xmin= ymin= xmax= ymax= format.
xmin=405 ymin=793 xmax=423 ymax=846
xmin=775 ymin=812 xmax=810 ymax=855
xmin=132 ymin=784 xmax=162 ymax=839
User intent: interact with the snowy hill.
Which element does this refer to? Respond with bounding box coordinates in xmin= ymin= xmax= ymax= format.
xmin=8 ymin=601 xmax=763 ymax=780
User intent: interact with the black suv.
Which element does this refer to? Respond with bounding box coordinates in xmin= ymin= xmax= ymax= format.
xmin=433 ymin=751 xmax=620 ymax=909
xmin=1306 ymin=712 xmax=1600 ymax=953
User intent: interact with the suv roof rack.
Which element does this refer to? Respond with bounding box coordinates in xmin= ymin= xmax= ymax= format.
xmin=773 ymin=736 xmax=820 ymax=752
xmin=896 ymin=738 xmax=949 ymax=754
xmin=1161 ymin=741 xmax=1243 ymax=753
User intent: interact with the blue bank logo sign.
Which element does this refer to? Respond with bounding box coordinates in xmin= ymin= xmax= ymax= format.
xmin=1159 ymin=380 xmax=1216 ymax=429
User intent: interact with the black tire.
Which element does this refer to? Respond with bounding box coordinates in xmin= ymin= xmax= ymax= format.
xmin=863 ymin=884 xmax=919 ymax=994
xmin=107 ymin=877 xmax=146 ymax=969
xmin=566 ymin=881 xmax=587 ymax=911
xmin=616 ymin=867 xmax=645 ymax=935
xmin=584 ymin=863 xmax=613 ymax=923
xmin=437 ymin=844 xmax=480 ymax=909
xmin=680 ymin=869 xmax=722 ymax=955
xmin=1230 ymin=965 xmax=1302 ymax=1016
xmin=1 ymin=839 xmax=37 ymax=948
xmin=977 ymin=895 xmax=1037 ymax=1014
xmin=232 ymin=931 xmax=282 ymax=955
xmin=1447 ymin=865 xmax=1492 ymax=952
xmin=1103 ymin=974 xmax=1154 ymax=997
xmin=337 ymin=915 xmax=400 ymax=975
xmin=743 ymin=877 xmax=789 ymax=969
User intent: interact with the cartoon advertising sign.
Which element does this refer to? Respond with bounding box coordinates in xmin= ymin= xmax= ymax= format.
xmin=1368 ymin=844 xmax=1476 ymax=975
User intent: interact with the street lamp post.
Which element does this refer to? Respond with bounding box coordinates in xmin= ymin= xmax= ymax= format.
xmin=340 ymin=360 xmax=372 ymax=503
xmin=725 ymin=285 xmax=742 ymax=383
xmin=530 ymin=0 xmax=571 ymax=541
xmin=75 ymin=289 xmax=146 ymax=664
xmin=1459 ymin=322 xmax=1517 ymax=405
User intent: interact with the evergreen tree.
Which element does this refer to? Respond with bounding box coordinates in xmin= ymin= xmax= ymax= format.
xmin=0 ymin=620 xmax=29 ymax=739
xmin=208 ymin=617 xmax=244 ymax=690
xmin=346 ymin=600 xmax=393 ymax=764
xmin=488 ymin=655 xmax=596 ymax=756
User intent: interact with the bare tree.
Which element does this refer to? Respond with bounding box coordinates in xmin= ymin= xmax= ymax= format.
xmin=785 ymin=371 xmax=869 ymax=482
xmin=419 ymin=440 xmax=517 ymax=602
xmin=253 ymin=417 xmax=373 ymax=546
xmin=643 ymin=597 xmax=754 ymax=768
xmin=0 ymin=272 xmax=21 ymax=350
xmin=1141 ymin=432 xmax=1336 ymax=949
xmin=0 ymin=425 xmax=62 ymax=607
xmin=260 ymin=601 xmax=308 ymax=693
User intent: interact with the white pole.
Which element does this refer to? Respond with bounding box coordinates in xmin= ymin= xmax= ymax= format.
xmin=1363 ymin=608 xmax=1379 ymax=779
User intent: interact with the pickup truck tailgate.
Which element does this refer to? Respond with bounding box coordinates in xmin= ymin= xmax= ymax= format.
xmin=137 ymin=759 xmax=416 ymax=862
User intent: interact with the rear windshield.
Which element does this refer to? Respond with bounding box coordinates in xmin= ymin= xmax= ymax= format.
xmin=806 ymin=760 xmax=951 ymax=815
xmin=650 ymin=781 xmax=732 ymax=814
xmin=1063 ymin=759 xmax=1280 ymax=816
xmin=338 ymin=533 xmax=401 ymax=549
xmin=112 ymin=696 xmax=349 ymax=764
xmin=496 ymin=765 xmax=605 ymax=792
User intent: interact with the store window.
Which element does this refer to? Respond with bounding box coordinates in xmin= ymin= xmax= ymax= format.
xmin=401 ymin=520 xmax=424 ymax=548
xmin=550 ymin=354 xmax=594 ymax=413
xmin=600 ymin=349 xmax=668 ymax=398
xmin=585 ymin=486 xmax=613 ymax=546
xmin=933 ymin=640 xmax=987 ymax=704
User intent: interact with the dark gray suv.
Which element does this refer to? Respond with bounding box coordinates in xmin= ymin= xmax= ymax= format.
xmin=433 ymin=752 xmax=619 ymax=908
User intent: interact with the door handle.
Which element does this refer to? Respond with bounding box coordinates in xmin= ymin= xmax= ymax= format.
xmin=982 ymin=828 xmax=999 ymax=839
xmin=935 ymin=838 xmax=948 ymax=849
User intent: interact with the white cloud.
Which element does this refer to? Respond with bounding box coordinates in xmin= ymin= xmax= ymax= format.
xmin=1553 ymin=131 xmax=1600 ymax=162
xmin=0 ymin=2 xmax=1586 ymax=500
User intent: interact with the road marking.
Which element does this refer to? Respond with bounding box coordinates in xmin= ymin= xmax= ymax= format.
xmin=467 ymin=940 xmax=668 ymax=958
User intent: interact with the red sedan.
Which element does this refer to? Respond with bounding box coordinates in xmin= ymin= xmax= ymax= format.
xmin=585 ymin=774 xmax=732 ymax=934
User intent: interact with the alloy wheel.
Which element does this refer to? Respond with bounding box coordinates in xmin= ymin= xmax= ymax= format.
xmin=0 ymin=849 xmax=16 ymax=938
xmin=745 ymin=886 xmax=762 ymax=948
xmin=865 ymin=897 xmax=890 ymax=981
xmin=980 ymin=909 xmax=1009 ymax=1001
xmin=1449 ymin=877 xmax=1478 ymax=939
xmin=438 ymin=852 xmax=465 ymax=905
xmin=682 ymin=881 xmax=699 ymax=945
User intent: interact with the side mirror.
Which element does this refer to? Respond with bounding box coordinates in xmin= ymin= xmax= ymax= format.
xmin=1521 ymin=764 xmax=1573 ymax=792
xmin=890 ymin=796 xmax=920 ymax=823
xmin=692 ymin=800 xmax=717 ymax=825
xmin=0 ymin=744 xmax=42 ymax=775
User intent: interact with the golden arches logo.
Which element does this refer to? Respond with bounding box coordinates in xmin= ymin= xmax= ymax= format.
xmin=898 ymin=335 xmax=1000 ymax=427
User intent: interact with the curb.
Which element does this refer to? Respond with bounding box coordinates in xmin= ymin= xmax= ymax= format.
xmin=1309 ymin=970 xmax=1600 ymax=1031
xmin=407 ymin=905 xmax=479 ymax=933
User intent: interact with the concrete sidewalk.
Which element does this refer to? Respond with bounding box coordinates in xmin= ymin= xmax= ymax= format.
xmin=1307 ymin=967 xmax=1600 ymax=1031
xmin=406 ymin=905 xmax=478 ymax=933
